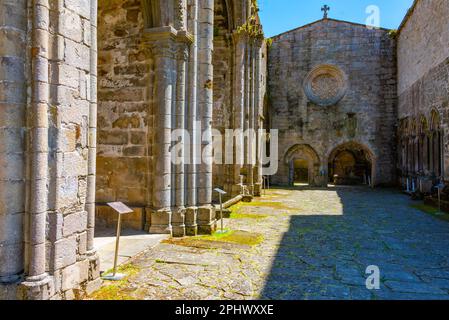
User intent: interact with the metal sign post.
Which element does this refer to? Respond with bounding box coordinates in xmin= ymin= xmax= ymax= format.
xmin=102 ymin=202 xmax=134 ymax=281
xmin=214 ymin=188 xmax=227 ymax=234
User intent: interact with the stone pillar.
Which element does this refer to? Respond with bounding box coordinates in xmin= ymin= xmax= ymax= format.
xmin=253 ymin=39 xmax=263 ymax=197
xmin=172 ymin=42 xmax=189 ymax=237
xmin=0 ymin=0 xmax=27 ymax=287
xmin=244 ymin=38 xmax=252 ymax=194
xmin=185 ymin=0 xmax=199 ymax=236
xmin=231 ymin=32 xmax=247 ymax=197
xmin=197 ymin=0 xmax=216 ymax=234
xmin=248 ymin=40 xmax=257 ymax=195
xmin=20 ymin=0 xmax=53 ymax=299
xmin=146 ymin=35 xmax=177 ymax=235
xmin=87 ymin=0 xmax=98 ymax=255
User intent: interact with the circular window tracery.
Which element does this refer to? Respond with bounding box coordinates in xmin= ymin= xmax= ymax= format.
xmin=304 ymin=64 xmax=348 ymax=107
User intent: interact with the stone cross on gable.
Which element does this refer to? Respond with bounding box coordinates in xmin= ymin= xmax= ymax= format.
xmin=321 ymin=5 xmax=330 ymax=19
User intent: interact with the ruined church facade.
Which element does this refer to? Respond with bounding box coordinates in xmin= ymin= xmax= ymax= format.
xmin=1 ymin=0 xmax=449 ymax=301
xmin=268 ymin=19 xmax=397 ymax=187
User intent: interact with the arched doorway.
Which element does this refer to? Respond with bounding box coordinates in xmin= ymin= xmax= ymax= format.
xmin=285 ymin=144 xmax=321 ymax=187
xmin=328 ymin=142 xmax=375 ymax=186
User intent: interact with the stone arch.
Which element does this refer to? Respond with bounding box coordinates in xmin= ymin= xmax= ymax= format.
xmin=430 ymin=109 xmax=443 ymax=177
xmin=284 ymin=144 xmax=321 ymax=186
xmin=430 ymin=109 xmax=441 ymax=131
xmin=327 ymin=141 xmax=376 ymax=186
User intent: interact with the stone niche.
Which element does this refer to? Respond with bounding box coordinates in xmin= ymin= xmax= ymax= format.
xmin=303 ymin=64 xmax=348 ymax=107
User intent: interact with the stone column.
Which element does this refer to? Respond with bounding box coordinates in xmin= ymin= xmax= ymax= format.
xmin=146 ymin=35 xmax=177 ymax=235
xmin=22 ymin=0 xmax=53 ymax=294
xmin=253 ymin=39 xmax=263 ymax=196
xmin=244 ymin=38 xmax=252 ymax=193
xmin=197 ymin=0 xmax=216 ymax=234
xmin=0 ymin=0 xmax=27 ymax=286
xmin=248 ymin=39 xmax=257 ymax=195
xmin=172 ymin=42 xmax=189 ymax=237
xmin=231 ymin=31 xmax=247 ymax=197
xmin=185 ymin=0 xmax=199 ymax=236
xmin=86 ymin=0 xmax=98 ymax=255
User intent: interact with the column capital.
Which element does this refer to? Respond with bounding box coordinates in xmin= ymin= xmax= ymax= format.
xmin=176 ymin=41 xmax=190 ymax=61
xmin=143 ymin=26 xmax=193 ymax=58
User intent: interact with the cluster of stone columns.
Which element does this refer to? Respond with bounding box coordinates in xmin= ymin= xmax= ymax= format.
xmin=1 ymin=0 xmax=101 ymax=300
xmin=231 ymin=30 xmax=265 ymax=198
xmin=399 ymin=113 xmax=445 ymax=190
xmin=144 ymin=0 xmax=217 ymax=237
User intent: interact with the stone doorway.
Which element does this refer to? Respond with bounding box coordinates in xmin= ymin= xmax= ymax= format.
xmin=285 ymin=144 xmax=321 ymax=187
xmin=292 ymin=159 xmax=310 ymax=185
xmin=328 ymin=142 xmax=374 ymax=186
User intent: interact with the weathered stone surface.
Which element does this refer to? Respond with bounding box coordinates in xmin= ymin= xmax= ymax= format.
xmin=268 ymin=19 xmax=397 ymax=187
xmin=87 ymin=187 xmax=449 ymax=300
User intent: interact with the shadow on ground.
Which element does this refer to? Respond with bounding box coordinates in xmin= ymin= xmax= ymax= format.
xmin=261 ymin=186 xmax=449 ymax=300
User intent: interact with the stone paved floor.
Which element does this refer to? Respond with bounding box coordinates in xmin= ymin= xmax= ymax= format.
xmin=90 ymin=186 xmax=449 ymax=300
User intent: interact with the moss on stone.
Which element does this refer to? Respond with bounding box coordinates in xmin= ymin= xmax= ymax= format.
xmin=200 ymin=230 xmax=264 ymax=246
xmin=411 ymin=203 xmax=449 ymax=222
xmin=89 ymin=263 xmax=141 ymax=300
xmin=230 ymin=212 xmax=268 ymax=220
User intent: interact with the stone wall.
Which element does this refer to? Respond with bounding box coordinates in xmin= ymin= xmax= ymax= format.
xmin=397 ymin=0 xmax=449 ymax=182
xmin=96 ymin=0 xmax=152 ymax=229
xmin=0 ymin=0 xmax=27 ymax=297
xmin=398 ymin=0 xmax=449 ymax=96
xmin=268 ymin=19 xmax=397 ymax=186
xmin=0 ymin=0 xmax=101 ymax=300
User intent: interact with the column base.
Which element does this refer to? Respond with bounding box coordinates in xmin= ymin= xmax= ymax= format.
xmin=185 ymin=206 xmax=198 ymax=236
xmin=197 ymin=205 xmax=217 ymax=235
xmin=172 ymin=207 xmax=186 ymax=237
xmin=87 ymin=250 xmax=101 ymax=284
xmin=147 ymin=208 xmax=173 ymax=235
xmin=0 ymin=277 xmax=21 ymax=300
xmin=254 ymin=183 xmax=262 ymax=197
xmin=19 ymin=274 xmax=54 ymax=300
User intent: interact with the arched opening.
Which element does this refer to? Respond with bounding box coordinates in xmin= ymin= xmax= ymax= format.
xmin=328 ymin=142 xmax=374 ymax=186
xmin=430 ymin=110 xmax=444 ymax=178
xmin=293 ymin=159 xmax=309 ymax=184
xmin=285 ymin=144 xmax=321 ymax=187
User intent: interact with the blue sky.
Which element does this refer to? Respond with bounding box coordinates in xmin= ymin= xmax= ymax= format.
xmin=258 ymin=0 xmax=415 ymax=37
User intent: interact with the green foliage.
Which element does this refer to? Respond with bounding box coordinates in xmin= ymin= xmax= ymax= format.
xmin=388 ymin=29 xmax=398 ymax=39
xmin=89 ymin=264 xmax=141 ymax=300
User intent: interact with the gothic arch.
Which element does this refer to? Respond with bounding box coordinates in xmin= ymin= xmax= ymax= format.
xmin=327 ymin=141 xmax=376 ymax=186
xmin=284 ymin=144 xmax=321 ymax=186
xmin=430 ymin=109 xmax=441 ymax=131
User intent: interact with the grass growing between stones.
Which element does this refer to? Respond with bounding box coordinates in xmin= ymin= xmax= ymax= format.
xmin=228 ymin=200 xmax=294 ymax=218
xmin=199 ymin=230 xmax=264 ymax=246
xmin=230 ymin=212 xmax=269 ymax=220
xmin=89 ymin=263 xmax=141 ymax=300
xmin=411 ymin=203 xmax=449 ymax=222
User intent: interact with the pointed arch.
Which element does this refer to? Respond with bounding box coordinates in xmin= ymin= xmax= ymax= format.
xmin=284 ymin=144 xmax=321 ymax=186
xmin=327 ymin=141 xmax=376 ymax=186
xmin=430 ymin=109 xmax=441 ymax=131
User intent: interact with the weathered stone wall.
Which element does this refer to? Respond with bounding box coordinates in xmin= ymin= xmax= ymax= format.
xmin=96 ymin=0 xmax=152 ymax=229
xmin=398 ymin=0 xmax=449 ymax=96
xmin=0 ymin=0 xmax=101 ymax=300
xmin=0 ymin=0 xmax=27 ymax=297
xmin=397 ymin=0 xmax=449 ymax=181
xmin=268 ymin=19 xmax=397 ymax=186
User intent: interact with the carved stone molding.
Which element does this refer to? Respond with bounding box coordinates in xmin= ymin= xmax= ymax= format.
xmin=303 ymin=64 xmax=348 ymax=107
xmin=143 ymin=26 xmax=193 ymax=58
